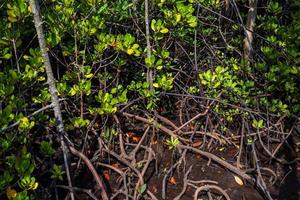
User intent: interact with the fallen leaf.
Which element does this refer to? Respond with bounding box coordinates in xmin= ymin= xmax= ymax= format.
xmin=132 ymin=136 xmax=141 ymax=143
xmin=168 ymin=176 xmax=177 ymax=185
xmin=218 ymin=147 xmax=225 ymax=152
xmin=103 ymin=170 xmax=110 ymax=181
xmin=111 ymin=163 xmax=120 ymax=169
xmin=137 ymin=184 xmax=147 ymax=194
xmin=234 ymin=175 xmax=244 ymax=186
xmin=126 ymin=131 xmax=141 ymax=142
xmin=126 ymin=131 xmax=135 ymax=138
xmin=192 ymin=140 xmax=202 ymax=147
xmin=151 ymin=139 xmax=158 ymax=145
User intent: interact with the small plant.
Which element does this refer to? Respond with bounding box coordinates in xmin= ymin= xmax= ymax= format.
xmin=18 ymin=175 xmax=38 ymax=191
xmin=153 ymin=73 xmax=174 ymax=91
xmin=15 ymin=148 xmax=35 ymax=176
xmin=90 ymin=85 xmax=128 ymax=115
xmin=102 ymin=127 xmax=118 ymax=142
xmin=128 ymin=80 xmax=160 ymax=110
xmin=72 ymin=117 xmax=90 ymax=128
xmin=18 ymin=117 xmax=35 ymax=131
xmin=0 ymin=171 xmax=14 ymax=190
xmin=40 ymin=141 xmax=55 ymax=156
xmin=50 ymin=164 xmax=65 ymax=181
xmin=0 ymin=135 xmax=13 ymax=151
xmin=252 ymin=119 xmax=264 ymax=129
xmin=165 ymin=137 xmax=180 ymax=150
xmin=246 ymin=136 xmax=255 ymax=145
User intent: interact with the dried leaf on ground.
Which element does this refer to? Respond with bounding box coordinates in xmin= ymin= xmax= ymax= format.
xmin=234 ymin=175 xmax=244 ymax=186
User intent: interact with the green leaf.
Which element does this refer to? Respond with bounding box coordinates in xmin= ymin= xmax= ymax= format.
xmin=188 ymin=16 xmax=197 ymax=27
xmin=127 ymin=48 xmax=134 ymax=55
xmin=40 ymin=141 xmax=55 ymax=156
xmin=175 ymin=13 xmax=181 ymax=23
xmin=137 ymin=184 xmax=147 ymax=194
xmin=2 ymin=53 xmax=12 ymax=59
xmin=151 ymin=19 xmax=156 ymax=31
xmin=69 ymin=86 xmax=77 ymax=96
xmin=160 ymin=27 xmax=169 ymax=33
xmin=145 ymin=55 xmax=155 ymax=67
xmin=17 ymin=0 xmax=26 ymax=13
xmin=85 ymin=73 xmax=93 ymax=78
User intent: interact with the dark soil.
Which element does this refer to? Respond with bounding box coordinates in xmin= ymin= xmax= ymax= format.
xmin=48 ymin=118 xmax=300 ymax=200
xmin=94 ymin=143 xmax=299 ymax=200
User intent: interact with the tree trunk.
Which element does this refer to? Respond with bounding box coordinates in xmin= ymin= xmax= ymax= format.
xmin=145 ymin=0 xmax=154 ymax=91
xmin=28 ymin=1 xmax=74 ymax=199
xmin=243 ymin=0 xmax=258 ymax=62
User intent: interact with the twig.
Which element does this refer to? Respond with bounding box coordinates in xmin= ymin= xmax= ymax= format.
xmin=12 ymin=39 xmax=20 ymax=73
xmin=174 ymin=165 xmax=193 ymax=200
xmin=164 ymin=92 xmax=277 ymax=117
xmin=120 ymin=97 xmax=144 ymax=112
xmin=97 ymin=162 xmax=129 ymax=200
xmin=237 ymin=118 xmax=245 ymax=169
xmin=56 ymin=185 xmax=98 ymax=200
xmin=121 ymin=112 xmax=189 ymax=142
xmin=130 ymin=126 xmax=150 ymax=158
xmin=137 ymin=146 xmax=155 ymax=200
xmin=1 ymin=103 xmax=54 ymax=133
xmin=155 ymin=114 xmax=184 ymax=134
xmin=147 ymin=190 xmax=159 ymax=200
xmin=173 ymin=99 xmax=214 ymax=134
xmin=182 ymin=131 xmax=228 ymax=144
xmin=69 ymin=146 xmax=109 ymax=200
xmin=113 ymin=114 xmax=130 ymax=159
xmin=250 ymin=143 xmax=273 ymax=200
xmin=162 ymin=149 xmax=187 ymax=199
xmin=102 ymin=147 xmax=144 ymax=199
xmin=188 ymin=180 xmax=218 ymax=185
xmin=193 ymin=184 xmax=230 ymax=200
xmin=177 ymin=144 xmax=252 ymax=180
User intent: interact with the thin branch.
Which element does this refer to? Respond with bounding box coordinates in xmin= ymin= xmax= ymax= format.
xmin=174 ymin=165 xmax=193 ymax=200
xmin=1 ymin=103 xmax=53 ymax=133
xmin=12 ymin=39 xmax=20 ymax=73
xmin=121 ymin=112 xmax=189 ymax=142
xmin=97 ymin=162 xmax=129 ymax=200
xmin=56 ymin=185 xmax=98 ymax=200
xmin=173 ymin=107 xmax=209 ymax=134
xmin=177 ymin=144 xmax=253 ymax=180
xmin=145 ymin=0 xmax=153 ymax=91
xmin=193 ymin=184 xmax=231 ymax=200
xmin=69 ymin=146 xmax=109 ymax=200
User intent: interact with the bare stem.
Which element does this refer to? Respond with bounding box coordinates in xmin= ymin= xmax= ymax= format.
xmin=145 ymin=0 xmax=153 ymax=91
xmin=243 ymin=0 xmax=258 ymax=62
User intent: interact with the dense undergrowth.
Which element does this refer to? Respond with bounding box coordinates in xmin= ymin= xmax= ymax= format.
xmin=0 ymin=0 xmax=299 ymax=199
